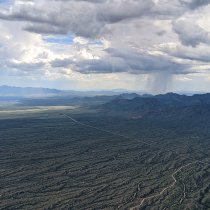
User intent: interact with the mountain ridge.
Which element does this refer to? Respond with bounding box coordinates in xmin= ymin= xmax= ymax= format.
xmin=100 ymin=92 xmax=210 ymax=118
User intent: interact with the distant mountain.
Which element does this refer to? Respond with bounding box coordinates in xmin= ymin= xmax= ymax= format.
xmin=2 ymin=86 xmax=210 ymax=112
xmin=0 ymin=85 xmax=134 ymax=98
xmin=20 ymin=95 xmax=118 ymax=106
xmin=117 ymin=93 xmax=140 ymax=100
xmin=154 ymin=93 xmax=199 ymax=107
xmin=100 ymin=92 xmax=210 ymax=116
xmin=0 ymin=85 xmax=63 ymax=97
xmin=18 ymin=92 xmax=142 ymax=106
xmin=155 ymin=92 xmax=210 ymax=107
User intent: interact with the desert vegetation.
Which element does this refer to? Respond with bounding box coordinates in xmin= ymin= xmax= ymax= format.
xmin=0 ymin=103 xmax=210 ymax=209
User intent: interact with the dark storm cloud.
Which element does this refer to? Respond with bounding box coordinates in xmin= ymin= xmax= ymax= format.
xmin=180 ymin=0 xmax=210 ymax=10
xmin=7 ymin=61 xmax=44 ymax=71
xmin=174 ymin=53 xmax=210 ymax=62
xmin=1 ymin=0 xmax=210 ymax=79
xmin=173 ymin=19 xmax=210 ymax=47
xmin=162 ymin=45 xmax=210 ymax=63
xmin=51 ymin=48 xmax=192 ymax=75
xmin=0 ymin=0 xmax=155 ymax=38
xmin=51 ymin=58 xmax=73 ymax=68
xmin=106 ymin=48 xmax=188 ymax=74
xmin=24 ymin=24 xmax=68 ymax=35
xmin=0 ymin=0 xmax=207 ymax=41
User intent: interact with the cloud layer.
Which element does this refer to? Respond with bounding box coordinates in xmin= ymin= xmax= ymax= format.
xmin=1 ymin=0 xmax=210 ymax=92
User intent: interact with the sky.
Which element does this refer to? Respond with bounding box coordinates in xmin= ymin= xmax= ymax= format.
xmin=1 ymin=0 xmax=210 ymax=93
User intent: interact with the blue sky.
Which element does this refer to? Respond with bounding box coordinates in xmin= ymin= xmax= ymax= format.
xmin=0 ymin=0 xmax=13 ymax=7
xmin=43 ymin=35 xmax=74 ymax=45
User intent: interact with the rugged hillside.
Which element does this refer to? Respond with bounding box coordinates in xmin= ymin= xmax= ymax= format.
xmin=101 ymin=97 xmax=167 ymax=112
xmin=100 ymin=93 xmax=210 ymax=117
xmin=17 ymin=92 xmax=140 ymax=106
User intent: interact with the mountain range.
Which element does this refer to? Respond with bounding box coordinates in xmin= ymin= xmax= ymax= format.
xmin=100 ymin=92 xmax=210 ymax=120
xmin=2 ymin=86 xmax=210 ymax=118
xmin=0 ymin=85 xmax=63 ymax=97
xmin=0 ymin=85 xmax=132 ymax=97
